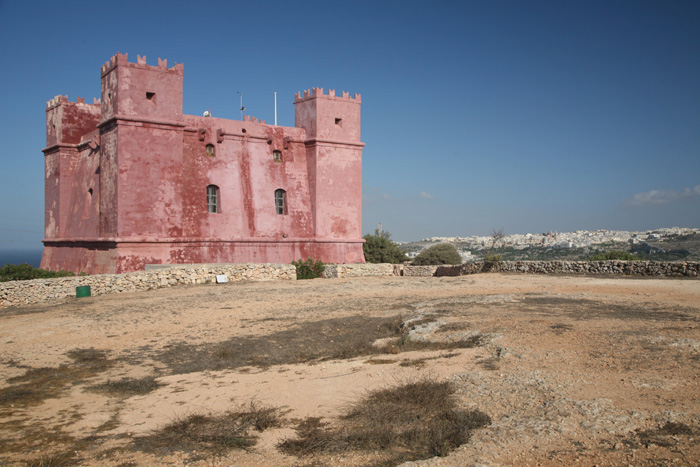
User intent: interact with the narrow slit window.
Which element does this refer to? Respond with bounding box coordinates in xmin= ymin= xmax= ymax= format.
xmin=207 ymin=185 xmax=220 ymax=213
xmin=273 ymin=150 xmax=282 ymax=162
xmin=275 ymin=189 xmax=287 ymax=215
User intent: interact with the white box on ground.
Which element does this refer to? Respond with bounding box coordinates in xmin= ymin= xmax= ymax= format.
xmin=216 ymin=275 xmax=229 ymax=284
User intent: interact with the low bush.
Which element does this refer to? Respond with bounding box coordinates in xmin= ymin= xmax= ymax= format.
xmin=0 ymin=263 xmax=75 ymax=282
xmin=588 ymin=251 xmax=640 ymax=261
xmin=292 ymin=257 xmax=325 ymax=280
xmin=412 ymin=243 xmax=462 ymax=266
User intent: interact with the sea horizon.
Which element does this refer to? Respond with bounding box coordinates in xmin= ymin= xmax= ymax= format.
xmin=0 ymin=248 xmax=43 ymax=268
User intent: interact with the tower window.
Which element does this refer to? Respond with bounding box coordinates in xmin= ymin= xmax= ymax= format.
xmin=275 ymin=189 xmax=287 ymax=215
xmin=146 ymin=92 xmax=155 ymax=100
xmin=335 ymin=118 xmax=342 ymax=126
xmin=273 ymin=150 xmax=282 ymax=162
xmin=207 ymin=185 xmax=220 ymax=213
xmin=206 ymin=144 xmax=215 ymax=157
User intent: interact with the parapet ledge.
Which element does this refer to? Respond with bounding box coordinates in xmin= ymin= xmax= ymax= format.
xmin=294 ymin=87 xmax=361 ymax=103
xmin=101 ymin=52 xmax=184 ymax=75
xmin=46 ymin=95 xmax=100 ymax=110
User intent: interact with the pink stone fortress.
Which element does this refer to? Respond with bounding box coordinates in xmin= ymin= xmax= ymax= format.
xmin=41 ymin=53 xmax=365 ymax=274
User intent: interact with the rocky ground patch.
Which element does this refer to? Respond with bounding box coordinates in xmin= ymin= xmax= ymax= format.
xmin=1 ymin=274 xmax=698 ymax=466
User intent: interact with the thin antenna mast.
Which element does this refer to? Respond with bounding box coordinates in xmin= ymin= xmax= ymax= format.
xmin=274 ymin=91 xmax=277 ymax=126
xmin=237 ymin=91 xmax=245 ymax=120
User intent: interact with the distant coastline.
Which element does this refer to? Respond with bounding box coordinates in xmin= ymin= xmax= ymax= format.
xmin=0 ymin=249 xmax=43 ymax=268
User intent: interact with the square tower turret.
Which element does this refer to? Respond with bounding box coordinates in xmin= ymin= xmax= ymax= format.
xmin=294 ymin=88 xmax=361 ymax=142
xmin=100 ymin=53 xmax=184 ymax=123
xmin=294 ymin=88 xmax=364 ymax=249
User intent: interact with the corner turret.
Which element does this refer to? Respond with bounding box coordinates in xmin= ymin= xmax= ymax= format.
xmin=45 ymin=95 xmax=100 ymax=147
xmin=100 ymin=52 xmax=184 ymax=123
xmin=294 ymin=87 xmax=361 ymax=142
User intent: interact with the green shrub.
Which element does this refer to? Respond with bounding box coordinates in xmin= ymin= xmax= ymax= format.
xmin=412 ymin=243 xmax=462 ymax=266
xmin=292 ymin=257 xmax=325 ymax=280
xmin=588 ymin=251 xmax=640 ymax=261
xmin=363 ymin=229 xmax=409 ymax=264
xmin=0 ymin=263 xmax=76 ymax=282
xmin=484 ymin=254 xmax=502 ymax=263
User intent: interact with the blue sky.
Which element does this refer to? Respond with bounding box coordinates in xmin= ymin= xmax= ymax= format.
xmin=0 ymin=0 xmax=698 ymax=248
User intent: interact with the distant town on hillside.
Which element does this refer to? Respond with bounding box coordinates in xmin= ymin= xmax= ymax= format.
xmin=398 ymin=227 xmax=700 ymax=262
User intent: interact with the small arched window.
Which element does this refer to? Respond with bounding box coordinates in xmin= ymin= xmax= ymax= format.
xmin=273 ymin=150 xmax=282 ymax=162
xmin=207 ymin=185 xmax=220 ymax=213
xmin=82 ymin=188 xmax=93 ymax=219
xmin=275 ymin=189 xmax=287 ymax=215
xmin=206 ymin=144 xmax=215 ymax=157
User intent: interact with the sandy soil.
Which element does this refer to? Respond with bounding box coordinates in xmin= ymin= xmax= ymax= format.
xmin=1 ymin=273 xmax=699 ymax=466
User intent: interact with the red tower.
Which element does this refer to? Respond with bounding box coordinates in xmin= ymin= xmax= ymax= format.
xmin=41 ymin=53 xmax=365 ymax=274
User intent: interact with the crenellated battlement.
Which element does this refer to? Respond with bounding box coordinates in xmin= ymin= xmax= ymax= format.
xmin=294 ymin=87 xmax=361 ymax=103
xmin=46 ymin=95 xmax=100 ymax=110
xmin=100 ymin=52 xmax=184 ymax=76
xmin=243 ymin=115 xmax=267 ymax=124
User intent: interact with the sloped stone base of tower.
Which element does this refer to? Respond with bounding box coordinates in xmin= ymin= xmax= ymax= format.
xmin=41 ymin=239 xmax=365 ymax=274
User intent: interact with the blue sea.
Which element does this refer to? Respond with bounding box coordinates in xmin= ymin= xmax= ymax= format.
xmin=0 ymin=249 xmax=43 ymax=268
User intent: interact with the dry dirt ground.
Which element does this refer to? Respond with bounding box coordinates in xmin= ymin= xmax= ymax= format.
xmin=1 ymin=273 xmax=699 ymax=466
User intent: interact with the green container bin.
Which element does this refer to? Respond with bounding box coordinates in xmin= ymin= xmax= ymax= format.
xmin=76 ymin=285 xmax=91 ymax=298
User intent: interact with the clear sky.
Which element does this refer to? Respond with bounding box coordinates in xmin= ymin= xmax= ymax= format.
xmin=0 ymin=0 xmax=698 ymax=248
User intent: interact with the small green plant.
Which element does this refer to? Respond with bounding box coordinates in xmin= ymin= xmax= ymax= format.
xmin=588 ymin=251 xmax=640 ymax=261
xmin=0 ymin=263 xmax=75 ymax=282
xmin=292 ymin=257 xmax=325 ymax=280
xmin=363 ymin=228 xmax=409 ymax=263
xmin=484 ymin=254 xmax=502 ymax=263
xmin=412 ymin=243 xmax=462 ymax=266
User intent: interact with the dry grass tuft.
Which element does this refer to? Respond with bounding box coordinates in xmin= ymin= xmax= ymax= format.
xmin=278 ymin=377 xmax=490 ymax=463
xmin=134 ymin=401 xmax=284 ymax=455
xmin=88 ymin=376 xmax=163 ymax=398
xmin=26 ymin=451 xmax=77 ymax=467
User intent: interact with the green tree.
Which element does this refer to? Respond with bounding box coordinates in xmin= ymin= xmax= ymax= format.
xmin=412 ymin=243 xmax=462 ymax=266
xmin=363 ymin=229 xmax=409 ymax=263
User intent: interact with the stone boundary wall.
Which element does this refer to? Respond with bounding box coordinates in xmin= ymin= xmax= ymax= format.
xmin=325 ymin=261 xmax=700 ymax=279
xmin=3 ymin=260 xmax=697 ymax=310
xmin=323 ymin=263 xmax=395 ymax=278
xmin=436 ymin=260 xmax=700 ymax=278
xmin=0 ymin=264 xmax=295 ymax=309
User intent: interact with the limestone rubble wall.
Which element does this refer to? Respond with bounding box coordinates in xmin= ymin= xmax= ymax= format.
xmin=2 ymin=260 xmax=697 ymax=310
xmin=324 ymin=261 xmax=699 ymax=278
xmin=476 ymin=260 xmax=699 ymax=277
xmin=322 ymin=263 xmax=395 ymax=278
xmin=0 ymin=264 xmax=295 ymax=309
